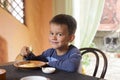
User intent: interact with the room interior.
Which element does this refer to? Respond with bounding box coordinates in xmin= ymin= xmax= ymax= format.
xmin=0 ymin=0 xmax=120 ymax=80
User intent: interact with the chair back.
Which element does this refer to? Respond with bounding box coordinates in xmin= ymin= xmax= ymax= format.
xmin=80 ymin=48 xmax=108 ymax=79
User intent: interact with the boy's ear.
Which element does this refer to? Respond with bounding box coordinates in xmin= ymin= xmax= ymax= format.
xmin=69 ymin=34 xmax=75 ymax=42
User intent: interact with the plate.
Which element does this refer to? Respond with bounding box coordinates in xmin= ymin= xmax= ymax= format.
xmin=20 ymin=76 xmax=49 ymax=80
xmin=14 ymin=60 xmax=46 ymax=69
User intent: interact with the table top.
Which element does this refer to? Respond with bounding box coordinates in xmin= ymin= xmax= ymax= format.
xmin=0 ymin=62 xmax=103 ymax=80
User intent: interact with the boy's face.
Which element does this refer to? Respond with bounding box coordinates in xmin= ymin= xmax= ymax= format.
xmin=49 ymin=23 xmax=74 ymax=49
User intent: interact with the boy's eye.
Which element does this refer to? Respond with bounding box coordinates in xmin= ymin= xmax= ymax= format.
xmin=50 ymin=32 xmax=54 ymax=35
xmin=57 ymin=33 xmax=62 ymax=36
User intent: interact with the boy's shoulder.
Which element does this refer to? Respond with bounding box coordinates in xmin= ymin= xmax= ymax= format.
xmin=69 ymin=45 xmax=79 ymax=51
xmin=68 ymin=45 xmax=80 ymax=55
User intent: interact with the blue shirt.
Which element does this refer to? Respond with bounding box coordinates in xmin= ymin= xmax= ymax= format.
xmin=25 ymin=45 xmax=81 ymax=72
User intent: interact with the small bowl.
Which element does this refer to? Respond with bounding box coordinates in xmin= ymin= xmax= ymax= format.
xmin=42 ymin=67 xmax=56 ymax=74
xmin=20 ymin=76 xmax=49 ymax=80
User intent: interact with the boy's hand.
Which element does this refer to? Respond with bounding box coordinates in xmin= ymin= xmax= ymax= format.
xmin=20 ymin=46 xmax=32 ymax=57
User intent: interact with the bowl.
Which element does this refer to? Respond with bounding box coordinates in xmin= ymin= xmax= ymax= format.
xmin=0 ymin=69 xmax=6 ymax=80
xmin=42 ymin=67 xmax=56 ymax=74
xmin=20 ymin=76 xmax=49 ymax=80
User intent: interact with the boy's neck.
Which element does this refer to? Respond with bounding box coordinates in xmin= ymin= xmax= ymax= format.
xmin=56 ymin=46 xmax=69 ymax=56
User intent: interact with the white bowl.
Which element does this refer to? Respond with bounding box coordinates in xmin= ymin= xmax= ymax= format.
xmin=20 ymin=76 xmax=49 ymax=80
xmin=42 ymin=67 xmax=56 ymax=74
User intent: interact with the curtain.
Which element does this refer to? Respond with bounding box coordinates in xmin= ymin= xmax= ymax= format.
xmin=72 ymin=0 xmax=105 ymax=48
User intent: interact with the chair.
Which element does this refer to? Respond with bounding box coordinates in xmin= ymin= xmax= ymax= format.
xmin=80 ymin=47 xmax=108 ymax=79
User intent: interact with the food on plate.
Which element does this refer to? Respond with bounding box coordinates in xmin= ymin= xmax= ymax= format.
xmin=14 ymin=60 xmax=46 ymax=68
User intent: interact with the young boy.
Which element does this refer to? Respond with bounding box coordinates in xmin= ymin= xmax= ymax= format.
xmin=20 ymin=14 xmax=81 ymax=72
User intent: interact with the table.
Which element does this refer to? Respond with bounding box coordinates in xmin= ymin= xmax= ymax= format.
xmin=0 ymin=63 xmax=103 ymax=80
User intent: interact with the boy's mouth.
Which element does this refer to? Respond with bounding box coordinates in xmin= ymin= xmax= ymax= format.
xmin=50 ymin=41 xmax=59 ymax=44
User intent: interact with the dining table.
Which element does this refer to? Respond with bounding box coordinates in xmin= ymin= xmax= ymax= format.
xmin=0 ymin=62 xmax=105 ymax=80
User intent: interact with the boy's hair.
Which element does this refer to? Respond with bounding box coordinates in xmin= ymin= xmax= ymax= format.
xmin=50 ymin=14 xmax=77 ymax=35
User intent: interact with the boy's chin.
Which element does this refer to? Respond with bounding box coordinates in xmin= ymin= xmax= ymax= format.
xmin=51 ymin=45 xmax=59 ymax=49
xmin=51 ymin=46 xmax=58 ymax=49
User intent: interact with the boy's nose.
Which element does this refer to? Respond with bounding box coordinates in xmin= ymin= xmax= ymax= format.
xmin=51 ymin=35 xmax=57 ymax=40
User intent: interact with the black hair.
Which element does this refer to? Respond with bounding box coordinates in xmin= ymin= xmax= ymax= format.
xmin=49 ymin=14 xmax=77 ymax=35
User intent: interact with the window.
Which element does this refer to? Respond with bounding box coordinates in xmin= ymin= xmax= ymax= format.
xmin=0 ymin=0 xmax=24 ymax=24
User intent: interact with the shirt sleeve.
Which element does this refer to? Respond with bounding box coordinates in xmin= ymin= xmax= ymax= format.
xmin=48 ymin=53 xmax=81 ymax=72
xmin=24 ymin=52 xmax=48 ymax=62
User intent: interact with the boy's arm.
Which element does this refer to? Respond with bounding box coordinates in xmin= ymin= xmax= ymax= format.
xmin=48 ymin=53 xmax=81 ymax=72
xmin=24 ymin=52 xmax=48 ymax=62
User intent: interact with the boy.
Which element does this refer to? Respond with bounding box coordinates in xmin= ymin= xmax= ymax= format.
xmin=20 ymin=14 xmax=81 ymax=72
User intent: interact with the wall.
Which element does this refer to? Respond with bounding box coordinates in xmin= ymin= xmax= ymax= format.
xmin=94 ymin=0 xmax=120 ymax=52
xmin=25 ymin=0 xmax=52 ymax=55
xmin=52 ymin=0 xmax=66 ymax=15
xmin=0 ymin=0 xmax=53 ymax=62
xmin=93 ymin=31 xmax=111 ymax=50
xmin=0 ymin=8 xmax=31 ymax=62
xmin=93 ymin=31 xmax=120 ymax=52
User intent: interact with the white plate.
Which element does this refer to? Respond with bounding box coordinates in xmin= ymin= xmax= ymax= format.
xmin=20 ymin=76 xmax=49 ymax=80
xmin=42 ymin=67 xmax=56 ymax=74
